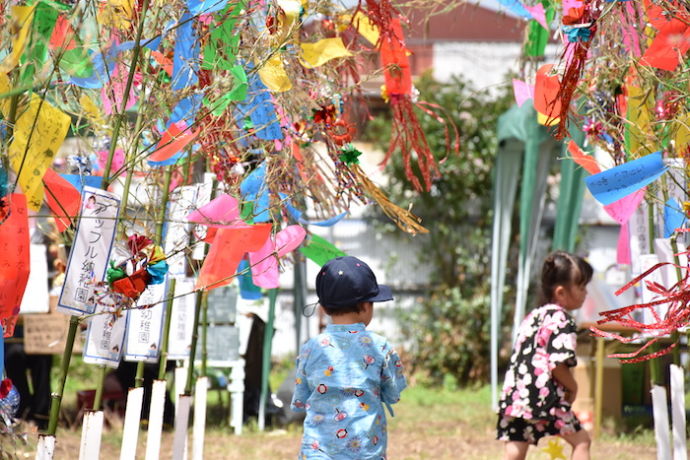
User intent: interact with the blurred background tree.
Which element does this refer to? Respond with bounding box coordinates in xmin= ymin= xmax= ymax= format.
xmin=364 ymin=72 xmax=516 ymax=386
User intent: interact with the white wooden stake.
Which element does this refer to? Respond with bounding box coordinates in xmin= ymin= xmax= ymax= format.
xmin=651 ymin=385 xmax=672 ymax=460
xmin=35 ymin=435 xmax=55 ymax=460
xmin=174 ymin=365 xmax=187 ymax=409
xmin=145 ymin=380 xmax=167 ymax=460
xmin=193 ymin=377 xmax=208 ymax=460
xmin=120 ymin=387 xmax=144 ymax=460
xmin=670 ymin=365 xmax=687 ymax=460
xmin=172 ymin=394 xmax=192 ymax=460
xmin=79 ymin=410 xmax=104 ymax=460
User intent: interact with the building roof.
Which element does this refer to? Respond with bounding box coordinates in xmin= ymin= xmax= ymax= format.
xmin=404 ymin=2 xmax=526 ymax=44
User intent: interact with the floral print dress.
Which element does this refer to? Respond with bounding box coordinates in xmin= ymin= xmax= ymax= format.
xmin=291 ymin=323 xmax=407 ymax=459
xmin=497 ymin=304 xmax=581 ymax=443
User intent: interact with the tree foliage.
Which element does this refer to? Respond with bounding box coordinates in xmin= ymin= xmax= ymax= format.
xmin=364 ymin=73 xmax=515 ymax=385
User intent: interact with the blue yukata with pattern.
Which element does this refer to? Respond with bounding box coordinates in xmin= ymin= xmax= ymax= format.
xmin=291 ymin=322 xmax=407 ymax=459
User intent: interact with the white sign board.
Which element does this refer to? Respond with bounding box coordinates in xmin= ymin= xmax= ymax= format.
xmin=83 ymin=290 xmax=129 ymax=367
xmin=123 ymin=282 xmax=166 ymax=362
xmin=58 ymin=187 xmax=120 ymax=315
xmin=168 ymin=279 xmax=196 ymax=360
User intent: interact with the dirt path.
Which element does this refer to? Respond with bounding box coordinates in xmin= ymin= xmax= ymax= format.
xmin=7 ymin=386 xmax=656 ymax=459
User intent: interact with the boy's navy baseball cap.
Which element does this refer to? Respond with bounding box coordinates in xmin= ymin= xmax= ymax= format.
xmin=316 ymin=256 xmax=393 ymax=308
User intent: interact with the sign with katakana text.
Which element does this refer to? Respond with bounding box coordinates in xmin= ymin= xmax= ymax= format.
xmin=58 ymin=187 xmax=120 ymax=315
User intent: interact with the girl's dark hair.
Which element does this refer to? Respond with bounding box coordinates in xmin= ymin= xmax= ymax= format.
xmin=541 ymin=251 xmax=593 ymax=304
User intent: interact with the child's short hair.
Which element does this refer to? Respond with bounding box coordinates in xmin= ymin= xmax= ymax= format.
xmin=541 ymin=251 xmax=593 ymax=303
xmin=321 ymin=302 xmax=367 ymax=316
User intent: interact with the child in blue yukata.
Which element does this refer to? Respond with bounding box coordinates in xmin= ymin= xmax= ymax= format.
xmin=291 ymin=256 xmax=407 ymax=459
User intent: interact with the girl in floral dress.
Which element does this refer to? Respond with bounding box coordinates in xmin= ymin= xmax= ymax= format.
xmin=497 ymin=251 xmax=593 ymax=460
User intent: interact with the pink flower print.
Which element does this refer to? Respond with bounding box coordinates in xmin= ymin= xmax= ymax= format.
xmin=321 ymin=337 xmax=333 ymax=347
xmin=334 ymin=408 xmax=348 ymax=421
xmin=294 ymin=400 xmax=305 ymax=409
xmin=363 ymin=355 xmax=375 ymax=369
xmin=372 ymin=434 xmax=379 ymax=445
xmin=311 ymin=441 xmax=320 ymax=450
xmin=317 ymin=384 xmax=328 ymax=394
xmin=348 ymin=330 xmax=360 ymax=334
xmin=336 ymin=428 xmax=348 ymax=439
xmin=539 ymin=387 xmax=550 ymax=399
xmin=552 ymin=332 xmax=575 ymax=350
xmin=354 ymin=389 xmax=365 ymax=397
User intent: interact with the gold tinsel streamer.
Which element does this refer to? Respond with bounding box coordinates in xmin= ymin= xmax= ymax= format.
xmin=350 ymin=164 xmax=428 ymax=235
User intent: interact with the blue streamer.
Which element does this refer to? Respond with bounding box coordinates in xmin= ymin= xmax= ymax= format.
xmin=61 ymin=174 xmax=103 ymax=192
xmin=70 ymin=40 xmax=159 ymax=88
xmin=238 ymin=259 xmax=263 ymax=300
xmin=236 ymin=71 xmax=283 ymax=140
xmin=283 ymin=198 xmax=347 ymax=227
xmin=172 ymin=12 xmax=200 ymax=90
xmin=664 ymin=198 xmax=686 ymax=238
xmin=496 ymin=0 xmax=531 ymax=19
xmin=585 ymin=152 xmax=667 ymax=205
xmin=240 ymin=162 xmax=271 ymax=222
xmin=188 ymin=0 xmax=229 ymax=15
xmin=168 ymin=94 xmax=203 ymax=128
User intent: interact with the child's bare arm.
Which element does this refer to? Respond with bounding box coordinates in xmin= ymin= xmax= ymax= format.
xmin=552 ymin=363 xmax=578 ymax=402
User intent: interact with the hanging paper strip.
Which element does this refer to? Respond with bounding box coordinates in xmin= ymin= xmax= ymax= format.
xmin=167 ymin=279 xmax=196 ymax=360
xmin=0 ymin=194 xmax=30 ymax=321
xmin=43 ymin=169 xmax=81 ymax=232
xmin=123 ymin=282 xmax=167 ymax=362
xmin=8 ymin=94 xmax=71 ymax=210
xmin=148 ymin=121 xmax=198 ymax=167
xmin=196 ymin=224 xmax=272 ymax=290
xmin=238 ymin=259 xmax=262 ymax=300
xmin=240 ymin=162 xmax=271 ymax=223
xmin=236 ymin=71 xmax=283 ymax=140
xmin=188 ymin=0 xmax=230 ymax=15
xmin=248 ymin=225 xmax=306 ymax=288
xmin=19 ymin=0 xmax=60 ymax=86
xmin=0 ymin=5 xmax=36 ymax=72
xmin=58 ymin=187 xmax=120 ymax=315
xmin=299 ymin=234 xmax=346 ymax=266
xmin=172 ymin=11 xmax=200 ymax=90
xmin=82 ymin=290 xmax=129 ymax=367
xmin=585 ymin=152 xmax=667 ymax=205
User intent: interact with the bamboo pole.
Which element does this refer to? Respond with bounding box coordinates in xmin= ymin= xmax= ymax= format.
xmin=92 ymin=365 xmax=107 ymax=411
xmin=46 ymin=316 xmax=80 ymax=436
xmin=158 ymin=279 xmax=177 ymax=380
xmin=102 ymin=0 xmax=152 ymax=188
xmin=185 ymin=292 xmax=207 ymax=395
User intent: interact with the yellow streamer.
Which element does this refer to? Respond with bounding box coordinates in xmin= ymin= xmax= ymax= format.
xmin=258 ymin=54 xmax=293 ymax=92
xmin=80 ymin=94 xmax=110 ymax=133
xmin=626 ymin=84 xmax=657 ymax=156
xmin=300 ymin=37 xmax=352 ymax=68
xmin=340 ymin=12 xmax=380 ymax=46
xmin=9 ymin=95 xmax=71 ymax=210
xmin=0 ymin=5 xmax=36 ymax=72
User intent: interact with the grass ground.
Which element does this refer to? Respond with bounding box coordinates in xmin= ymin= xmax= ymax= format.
xmin=6 ymin=383 xmax=657 ymax=459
